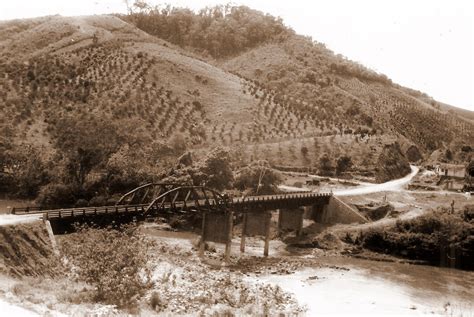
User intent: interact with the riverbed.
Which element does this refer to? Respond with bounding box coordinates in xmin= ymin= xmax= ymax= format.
xmin=252 ymin=255 xmax=474 ymax=316
xmin=146 ymin=228 xmax=474 ymax=316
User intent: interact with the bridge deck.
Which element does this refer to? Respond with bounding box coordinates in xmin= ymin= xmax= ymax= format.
xmin=11 ymin=192 xmax=332 ymax=220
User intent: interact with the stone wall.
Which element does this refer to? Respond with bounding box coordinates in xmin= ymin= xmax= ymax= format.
xmin=313 ymin=196 xmax=368 ymax=224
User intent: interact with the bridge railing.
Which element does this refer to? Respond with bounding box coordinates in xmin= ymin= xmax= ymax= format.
xmin=11 ymin=206 xmax=44 ymax=214
xmin=11 ymin=191 xmax=333 ymax=219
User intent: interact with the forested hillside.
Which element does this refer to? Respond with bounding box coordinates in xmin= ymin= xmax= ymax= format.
xmin=0 ymin=4 xmax=472 ymax=206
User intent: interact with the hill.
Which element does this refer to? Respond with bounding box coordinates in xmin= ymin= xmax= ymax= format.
xmin=0 ymin=6 xmax=473 ymax=203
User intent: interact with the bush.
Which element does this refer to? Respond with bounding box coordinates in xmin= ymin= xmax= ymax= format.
xmin=36 ymin=183 xmax=77 ymax=208
xmin=60 ymin=225 xmax=154 ymax=309
xmin=463 ymin=205 xmax=474 ymax=222
xmin=89 ymin=195 xmax=107 ymax=207
xmin=150 ymin=291 xmax=163 ymax=311
xmin=74 ymin=199 xmax=89 ymax=207
xmin=293 ymin=181 xmax=303 ymax=188
xmin=358 ymin=210 xmax=474 ymax=270
xmin=335 ymin=155 xmax=352 ymax=176
xmin=318 ymin=155 xmax=334 ymax=176
xmin=375 ymin=143 xmax=411 ymax=182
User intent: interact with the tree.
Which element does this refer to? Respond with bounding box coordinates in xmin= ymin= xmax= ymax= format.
xmin=300 ymin=146 xmax=308 ymax=157
xmin=445 ymin=149 xmax=453 ymax=161
xmin=234 ymin=160 xmax=282 ymax=195
xmin=318 ymin=154 xmax=334 ymax=176
xmin=169 ymin=133 xmax=187 ymax=155
xmin=0 ymin=141 xmax=48 ymax=197
xmin=200 ymin=147 xmax=234 ymax=190
xmin=336 ymin=155 xmax=352 ymax=176
xmin=53 ymin=116 xmax=121 ymax=189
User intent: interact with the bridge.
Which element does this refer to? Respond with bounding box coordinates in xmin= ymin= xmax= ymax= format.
xmin=11 ymin=183 xmax=366 ymax=260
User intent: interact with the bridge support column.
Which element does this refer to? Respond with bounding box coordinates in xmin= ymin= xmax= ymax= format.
xmin=278 ymin=208 xmax=304 ymax=237
xmin=240 ymin=213 xmax=247 ymax=253
xmin=199 ymin=212 xmax=207 ymax=258
xmin=263 ymin=211 xmax=271 ymax=257
xmin=224 ymin=210 xmax=233 ymax=263
xmin=200 ymin=210 xmax=234 ymax=263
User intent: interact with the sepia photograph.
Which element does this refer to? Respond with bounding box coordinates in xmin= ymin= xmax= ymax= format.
xmin=0 ymin=0 xmax=473 ymax=316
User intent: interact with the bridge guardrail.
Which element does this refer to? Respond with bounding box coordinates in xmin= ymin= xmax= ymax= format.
xmin=12 ymin=191 xmax=333 ymax=220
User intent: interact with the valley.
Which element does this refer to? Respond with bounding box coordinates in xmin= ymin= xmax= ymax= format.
xmin=0 ymin=3 xmax=473 ymax=316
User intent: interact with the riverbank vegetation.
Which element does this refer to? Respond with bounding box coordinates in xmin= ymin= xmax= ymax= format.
xmin=353 ymin=206 xmax=474 ymax=270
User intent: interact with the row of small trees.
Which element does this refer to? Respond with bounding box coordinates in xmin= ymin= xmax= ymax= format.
xmin=318 ymin=154 xmax=353 ymax=176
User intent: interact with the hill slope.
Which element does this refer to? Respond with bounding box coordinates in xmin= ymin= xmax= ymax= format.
xmin=120 ymin=5 xmax=473 ymax=154
xmin=0 ymin=9 xmax=473 ymax=201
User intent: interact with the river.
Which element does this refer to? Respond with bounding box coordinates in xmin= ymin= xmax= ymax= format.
xmin=253 ymin=254 xmax=474 ymax=316
xmin=148 ymin=229 xmax=474 ymax=316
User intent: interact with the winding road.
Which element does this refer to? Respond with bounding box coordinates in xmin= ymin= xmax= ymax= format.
xmin=334 ymin=165 xmax=419 ymax=196
xmin=278 ymin=165 xmax=420 ymax=195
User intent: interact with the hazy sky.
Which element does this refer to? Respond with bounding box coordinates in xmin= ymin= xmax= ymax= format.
xmin=1 ymin=0 xmax=473 ymax=111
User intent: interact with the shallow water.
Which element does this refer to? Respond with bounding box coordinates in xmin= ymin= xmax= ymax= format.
xmin=255 ymin=255 xmax=474 ymax=316
xmin=144 ymin=226 xmax=474 ymax=316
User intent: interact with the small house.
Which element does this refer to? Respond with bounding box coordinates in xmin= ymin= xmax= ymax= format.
xmin=435 ymin=164 xmax=466 ymax=178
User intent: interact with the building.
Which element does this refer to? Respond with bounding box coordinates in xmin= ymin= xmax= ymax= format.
xmin=435 ymin=164 xmax=465 ymax=178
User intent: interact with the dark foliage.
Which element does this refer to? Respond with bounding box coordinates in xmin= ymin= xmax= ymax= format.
xmin=358 ymin=209 xmax=474 ymax=270
xmin=234 ymin=160 xmax=282 ymax=195
xmin=375 ymin=143 xmax=411 ymax=182
xmin=122 ymin=4 xmax=289 ymax=58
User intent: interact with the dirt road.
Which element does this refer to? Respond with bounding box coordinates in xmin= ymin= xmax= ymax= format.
xmin=333 ymin=165 xmax=419 ymax=196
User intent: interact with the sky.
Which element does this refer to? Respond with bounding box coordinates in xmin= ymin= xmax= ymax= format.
xmin=1 ymin=0 xmax=473 ymax=111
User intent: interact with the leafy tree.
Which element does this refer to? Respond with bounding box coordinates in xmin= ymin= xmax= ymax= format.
xmin=169 ymin=133 xmax=187 ymax=155
xmin=234 ymin=160 xmax=282 ymax=195
xmin=318 ymin=154 xmax=334 ymax=176
xmin=123 ymin=4 xmax=289 ymax=58
xmin=300 ymin=146 xmax=308 ymax=157
xmin=200 ymin=147 xmax=234 ymax=190
xmin=0 ymin=139 xmax=48 ymax=197
xmin=336 ymin=155 xmax=352 ymax=176
xmin=445 ymin=149 xmax=453 ymax=161
xmin=53 ymin=116 xmax=122 ymax=189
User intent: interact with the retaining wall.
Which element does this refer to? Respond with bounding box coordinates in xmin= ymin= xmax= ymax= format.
xmin=313 ymin=196 xmax=368 ymax=224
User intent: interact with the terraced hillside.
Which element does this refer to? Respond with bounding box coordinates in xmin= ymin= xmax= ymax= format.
xmin=222 ymin=36 xmax=473 ymax=153
xmin=120 ymin=4 xmax=472 ymax=153
xmin=1 ymin=15 xmax=333 ymax=152
xmin=0 ymin=8 xmax=473 ymax=203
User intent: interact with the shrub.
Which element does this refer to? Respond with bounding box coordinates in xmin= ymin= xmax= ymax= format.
xmin=318 ymin=155 xmax=334 ymax=176
xmin=150 ymin=291 xmax=163 ymax=311
xmin=335 ymin=155 xmax=352 ymax=176
xmin=375 ymin=143 xmax=411 ymax=182
xmin=88 ymin=195 xmax=107 ymax=207
xmin=60 ymin=225 xmax=154 ymax=309
xmin=36 ymin=183 xmax=77 ymax=208
xmin=293 ymin=181 xmax=303 ymax=188
xmin=358 ymin=210 xmax=474 ymax=270
xmin=463 ymin=205 xmax=474 ymax=222
xmin=74 ymin=198 xmax=89 ymax=207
